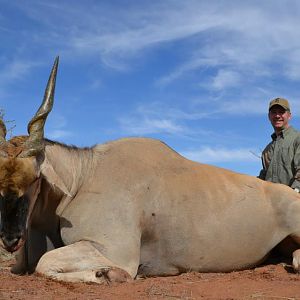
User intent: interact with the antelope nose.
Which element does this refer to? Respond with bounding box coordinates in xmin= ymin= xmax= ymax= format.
xmin=0 ymin=233 xmax=21 ymax=252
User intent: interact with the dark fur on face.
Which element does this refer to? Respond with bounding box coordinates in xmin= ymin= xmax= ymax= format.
xmin=0 ymin=143 xmax=39 ymax=252
xmin=0 ymin=193 xmax=29 ymax=252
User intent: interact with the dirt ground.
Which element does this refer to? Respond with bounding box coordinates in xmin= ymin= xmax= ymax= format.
xmin=1 ymin=253 xmax=300 ymax=300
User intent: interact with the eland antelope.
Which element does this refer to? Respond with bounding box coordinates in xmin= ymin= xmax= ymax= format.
xmin=0 ymin=58 xmax=300 ymax=283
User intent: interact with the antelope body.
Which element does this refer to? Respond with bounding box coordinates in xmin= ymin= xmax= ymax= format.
xmin=1 ymin=58 xmax=300 ymax=284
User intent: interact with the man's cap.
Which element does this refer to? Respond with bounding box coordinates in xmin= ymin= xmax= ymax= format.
xmin=269 ymin=97 xmax=290 ymax=112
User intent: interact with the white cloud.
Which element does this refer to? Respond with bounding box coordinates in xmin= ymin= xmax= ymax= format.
xmin=68 ymin=2 xmax=224 ymax=58
xmin=4 ymin=1 xmax=300 ymax=126
xmin=212 ymin=70 xmax=241 ymax=90
xmin=119 ymin=117 xmax=184 ymax=135
xmin=48 ymin=113 xmax=67 ymax=128
xmin=7 ymin=1 xmax=300 ymax=82
xmin=0 ymin=59 xmax=40 ymax=104
xmin=182 ymin=147 xmax=260 ymax=164
xmin=89 ymin=79 xmax=103 ymax=90
xmin=117 ymin=97 xmax=266 ymax=140
xmin=128 ymin=95 xmax=268 ymax=126
xmin=0 ymin=59 xmax=38 ymax=84
xmin=47 ymin=129 xmax=72 ymax=140
xmin=156 ymin=57 xmax=216 ymax=86
xmin=46 ymin=114 xmax=72 ymax=140
xmin=136 ymin=102 xmax=216 ymax=121
xmin=217 ymin=97 xmax=267 ymax=115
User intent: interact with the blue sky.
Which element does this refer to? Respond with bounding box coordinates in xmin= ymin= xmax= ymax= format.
xmin=1 ymin=0 xmax=300 ymax=176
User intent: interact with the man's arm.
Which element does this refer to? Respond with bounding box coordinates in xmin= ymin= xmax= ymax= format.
xmin=290 ymin=135 xmax=300 ymax=190
xmin=257 ymin=151 xmax=268 ymax=180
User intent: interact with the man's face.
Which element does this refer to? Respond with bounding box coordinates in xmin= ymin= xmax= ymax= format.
xmin=268 ymin=105 xmax=291 ymax=131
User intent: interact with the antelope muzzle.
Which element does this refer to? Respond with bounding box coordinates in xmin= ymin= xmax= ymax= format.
xmin=0 ymin=193 xmax=29 ymax=252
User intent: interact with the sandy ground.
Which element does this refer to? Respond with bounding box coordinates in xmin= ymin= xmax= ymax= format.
xmin=1 ymin=252 xmax=300 ymax=300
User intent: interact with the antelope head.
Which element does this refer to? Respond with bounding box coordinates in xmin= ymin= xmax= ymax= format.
xmin=0 ymin=57 xmax=58 ymax=252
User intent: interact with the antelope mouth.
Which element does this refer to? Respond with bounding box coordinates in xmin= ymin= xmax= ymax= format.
xmin=0 ymin=232 xmax=26 ymax=253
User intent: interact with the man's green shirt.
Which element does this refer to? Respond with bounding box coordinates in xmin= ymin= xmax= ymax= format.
xmin=259 ymin=126 xmax=300 ymax=189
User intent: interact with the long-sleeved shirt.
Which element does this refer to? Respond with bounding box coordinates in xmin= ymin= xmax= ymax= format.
xmin=258 ymin=126 xmax=300 ymax=189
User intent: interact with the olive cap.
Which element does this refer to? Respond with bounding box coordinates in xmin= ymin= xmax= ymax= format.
xmin=269 ymin=97 xmax=290 ymax=112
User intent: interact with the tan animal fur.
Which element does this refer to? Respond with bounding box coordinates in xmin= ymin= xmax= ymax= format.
xmin=1 ymin=58 xmax=300 ymax=284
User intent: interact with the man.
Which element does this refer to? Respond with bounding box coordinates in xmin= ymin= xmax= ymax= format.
xmin=259 ymin=97 xmax=300 ymax=192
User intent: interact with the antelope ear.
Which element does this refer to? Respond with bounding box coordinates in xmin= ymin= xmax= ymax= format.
xmin=40 ymin=156 xmax=72 ymax=197
xmin=0 ymin=118 xmax=6 ymax=143
xmin=0 ymin=117 xmax=7 ymax=157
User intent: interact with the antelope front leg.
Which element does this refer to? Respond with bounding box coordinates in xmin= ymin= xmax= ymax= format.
xmin=35 ymin=241 xmax=132 ymax=284
xmin=293 ymin=249 xmax=300 ymax=272
xmin=11 ymin=245 xmax=27 ymax=275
